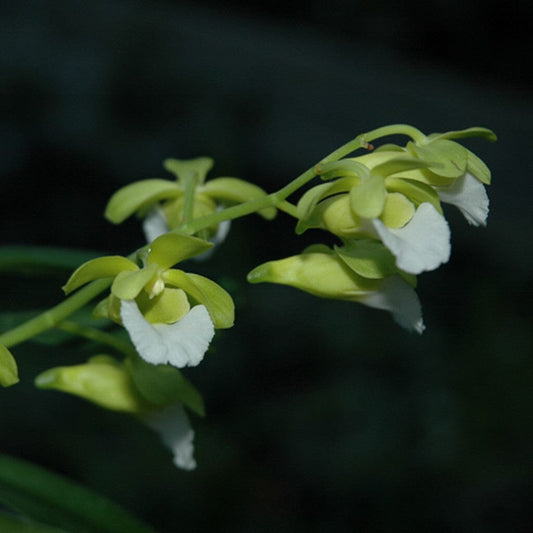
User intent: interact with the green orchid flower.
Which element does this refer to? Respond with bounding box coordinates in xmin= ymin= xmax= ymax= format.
xmin=105 ymin=157 xmax=276 ymax=246
xmin=354 ymin=126 xmax=496 ymax=226
xmin=35 ymin=354 xmax=202 ymax=470
xmin=296 ymin=156 xmax=450 ymax=275
xmin=248 ymin=243 xmax=424 ymax=333
xmin=63 ymin=232 xmax=234 ymax=368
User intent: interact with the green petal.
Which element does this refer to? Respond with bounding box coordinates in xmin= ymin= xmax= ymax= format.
xmin=136 ymin=288 xmax=190 ymax=324
xmin=162 ymin=269 xmax=234 ymax=329
xmin=63 ymin=256 xmax=138 ymax=295
xmin=0 ymin=345 xmax=19 ymax=387
xmin=163 ymin=157 xmax=214 ymax=185
xmin=466 ymin=149 xmax=491 ymax=185
xmin=408 ymin=139 xmax=467 ymax=178
xmin=148 ymin=232 xmax=213 ymax=268
xmin=202 ymin=177 xmax=276 ymax=220
xmin=385 ymin=177 xmax=442 ymax=213
xmin=35 ymin=355 xmax=149 ymax=413
xmin=427 ymin=127 xmax=497 ymax=142
xmin=318 ymin=195 xmax=362 ymax=237
xmin=334 ymin=240 xmax=396 ymax=279
xmin=296 ymin=177 xmax=359 ymax=234
xmin=105 ymin=179 xmax=181 ymax=224
xmin=125 ymin=354 xmax=205 ymax=416
xmin=380 ymin=193 xmax=416 ymax=228
xmin=349 ymin=175 xmax=387 ymax=218
xmin=111 ymin=264 xmax=159 ymax=300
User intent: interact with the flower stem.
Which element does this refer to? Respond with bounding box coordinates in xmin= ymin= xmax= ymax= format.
xmin=56 ymin=320 xmax=137 ymax=358
xmin=0 ymin=279 xmax=111 ymax=348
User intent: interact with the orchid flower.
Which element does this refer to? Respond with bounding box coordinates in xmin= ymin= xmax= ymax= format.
xmin=248 ymin=243 xmax=424 ymax=333
xmin=62 ymin=232 xmax=234 ymax=368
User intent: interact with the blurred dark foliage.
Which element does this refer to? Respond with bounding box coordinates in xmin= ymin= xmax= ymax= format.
xmin=1 ymin=1 xmax=532 ymax=532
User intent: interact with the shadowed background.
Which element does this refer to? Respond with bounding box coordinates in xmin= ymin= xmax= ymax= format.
xmin=1 ymin=1 xmax=532 ymax=531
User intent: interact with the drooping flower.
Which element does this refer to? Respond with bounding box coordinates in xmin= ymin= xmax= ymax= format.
xmin=248 ymin=243 xmax=424 ymax=333
xmin=35 ymin=354 xmax=203 ymax=470
xmin=63 ymin=232 xmax=234 ymax=368
xmin=352 ymin=126 xmax=495 ymax=227
xmin=296 ymin=156 xmax=450 ymax=275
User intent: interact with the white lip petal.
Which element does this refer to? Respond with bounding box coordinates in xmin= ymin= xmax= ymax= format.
xmin=358 ymin=275 xmax=425 ymax=334
xmin=121 ymin=300 xmax=214 ymax=368
xmin=143 ymin=207 xmax=169 ymax=243
xmin=144 ymin=403 xmax=197 ymax=470
xmin=437 ymin=172 xmax=489 ymax=226
xmin=372 ymin=203 xmax=451 ymax=274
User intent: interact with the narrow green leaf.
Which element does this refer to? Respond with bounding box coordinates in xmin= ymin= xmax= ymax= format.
xmin=125 ymin=355 xmax=205 ymax=416
xmin=0 ymin=454 xmax=156 ymax=533
xmin=427 ymin=127 xmax=497 ymax=142
xmin=0 ymin=511 xmax=65 ymax=532
xmin=0 ymin=246 xmax=104 ymax=277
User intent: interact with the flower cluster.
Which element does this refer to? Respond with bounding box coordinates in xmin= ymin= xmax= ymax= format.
xmin=248 ymin=126 xmax=495 ymax=332
xmin=0 ymin=124 xmax=495 ymax=472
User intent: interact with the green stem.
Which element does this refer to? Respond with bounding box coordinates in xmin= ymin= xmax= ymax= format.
xmin=0 ymin=279 xmax=111 ymax=348
xmin=182 ymin=172 xmax=198 ymax=224
xmin=277 ymin=200 xmax=299 ymax=219
xmin=56 ymin=321 xmax=137 ymax=358
xmin=0 ymin=124 xmax=423 ymax=349
xmin=178 ymin=123 xmax=423 ymax=235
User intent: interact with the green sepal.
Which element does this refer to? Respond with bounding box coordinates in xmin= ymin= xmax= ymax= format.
xmin=334 ymin=240 xmax=397 ymax=279
xmin=371 ymin=156 xmax=433 ymax=177
xmin=426 ymin=127 xmax=497 ymax=143
xmin=111 ymin=263 xmax=159 ymax=300
xmin=315 ymin=159 xmax=370 ymax=181
xmin=105 ymin=179 xmax=181 ymax=224
xmin=408 ymin=139 xmax=467 ymax=178
xmin=148 ymin=232 xmax=213 ymax=268
xmin=125 ymin=354 xmax=205 ymax=416
xmin=63 ymin=256 xmax=138 ymax=295
xmin=373 ymin=143 xmax=404 ymax=153
xmin=0 ymin=345 xmax=19 ymax=387
xmin=162 ymin=270 xmax=235 ymax=329
xmin=202 ymin=177 xmax=276 ymax=220
xmin=295 ymin=177 xmax=358 ymax=234
xmin=349 ymin=175 xmax=387 ymax=218
xmin=247 ymin=251 xmax=379 ymax=300
xmin=385 ymin=177 xmax=443 ymax=213
xmin=163 ymin=157 xmax=214 ymax=185
xmin=466 ymin=149 xmax=491 ymax=185
xmin=35 ymin=355 xmax=150 ymax=413
xmin=92 ymin=295 xmax=122 ymax=323
xmin=136 ymin=288 xmax=190 ymax=324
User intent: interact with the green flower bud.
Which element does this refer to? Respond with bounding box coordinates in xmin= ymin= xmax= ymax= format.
xmin=35 ymin=355 xmax=149 ymax=413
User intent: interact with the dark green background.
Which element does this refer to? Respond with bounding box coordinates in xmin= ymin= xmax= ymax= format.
xmin=1 ymin=1 xmax=532 ymax=531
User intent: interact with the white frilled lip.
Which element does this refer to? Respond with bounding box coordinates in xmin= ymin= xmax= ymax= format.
xmin=358 ymin=275 xmax=425 ymax=334
xmin=120 ymin=300 xmax=215 ymax=368
xmin=143 ymin=403 xmax=196 ymax=470
xmin=436 ymin=172 xmax=489 ymax=227
xmin=371 ymin=202 xmax=451 ymax=275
